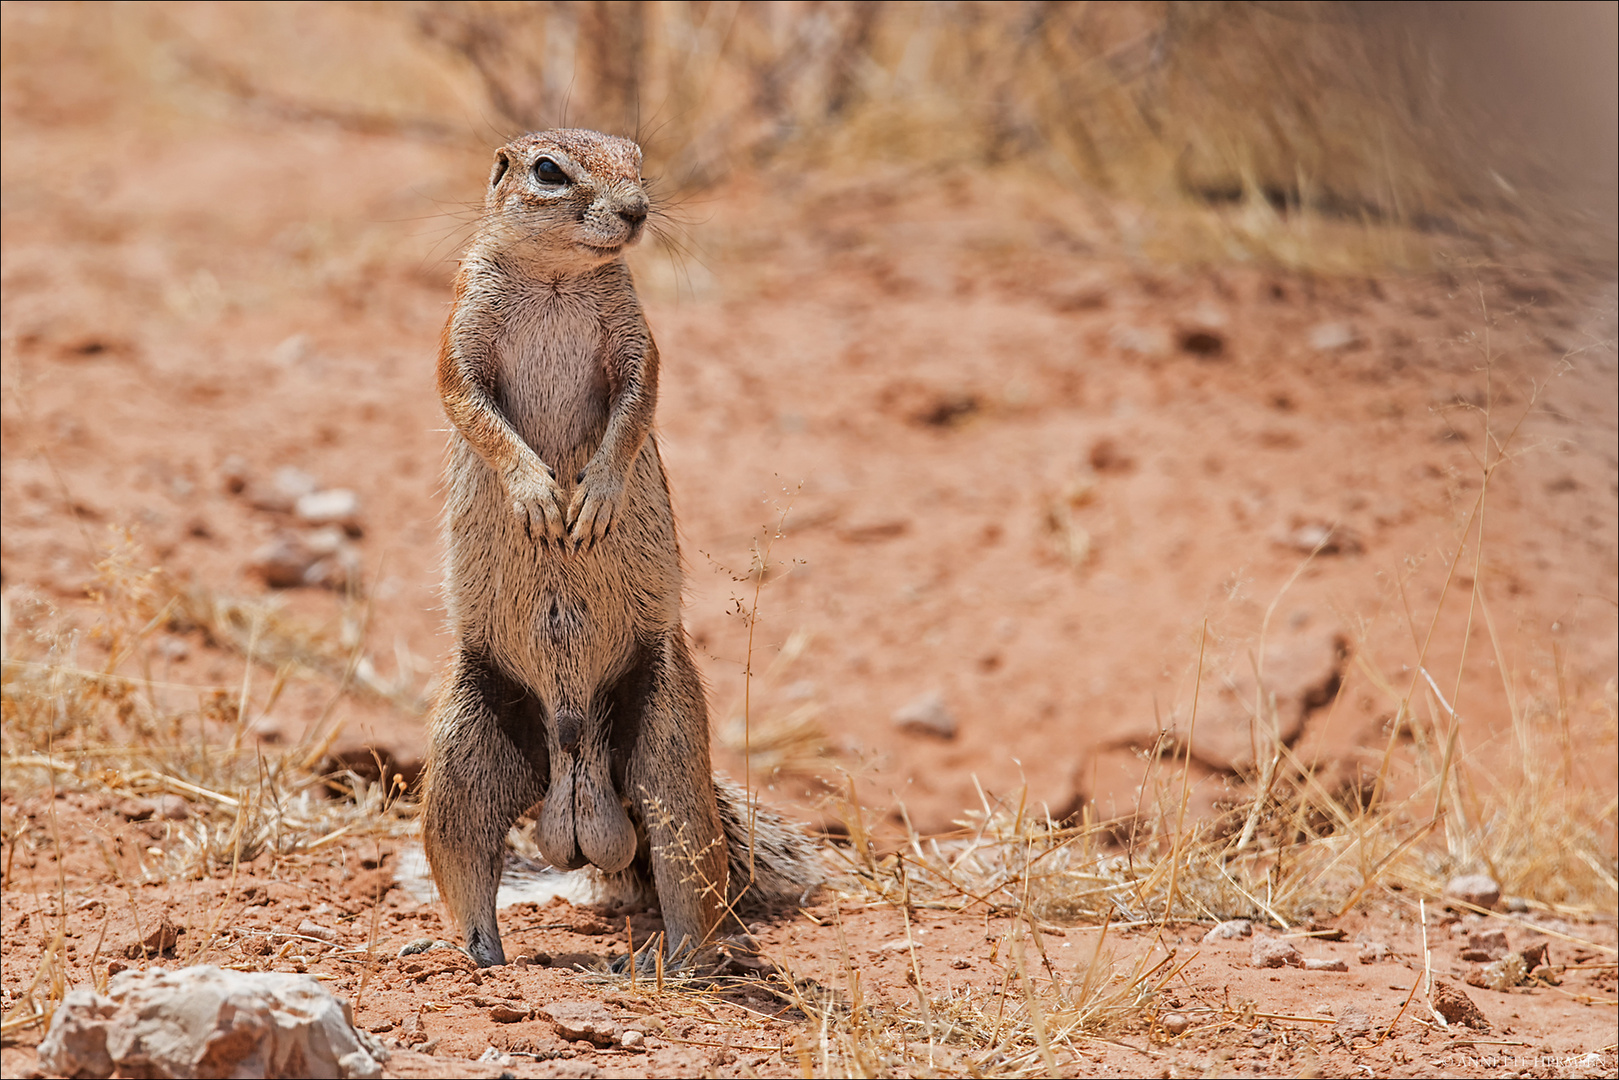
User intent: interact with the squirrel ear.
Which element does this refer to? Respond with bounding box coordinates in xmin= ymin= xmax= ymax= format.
xmin=489 ymin=150 xmax=511 ymax=189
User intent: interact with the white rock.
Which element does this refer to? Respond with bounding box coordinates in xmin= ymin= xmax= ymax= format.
xmin=275 ymin=467 xmax=320 ymax=500
xmin=892 ymin=692 xmax=957 ymax=739
xmin=38 ymin=965 xmax=385 ymax=1079
xmin=270 ymin=334 xmax=310 ymax=367
xmin=1203 ymin=918 xmax=1253 ymax=942
xmin=1110 ymin=324 xmax=1171 ymax=358
xmin=1303 ymin=957 xmax=1347 ymax=971
xmin=246 ymin=467 xmax=319 ymax=513
xmin=296 ymin=489 xmax=363 ymax=536
xmin=1308 ymin=322 xmax=1360 ymax=351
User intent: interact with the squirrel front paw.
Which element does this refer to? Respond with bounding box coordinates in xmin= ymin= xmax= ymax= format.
xmin=567 ymin=462 xmax=622 ymax=550
xmin=506 ymin=459 xmax=566 ymax=544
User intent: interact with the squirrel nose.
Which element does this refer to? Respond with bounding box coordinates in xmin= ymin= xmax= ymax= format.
xmin=617 ymin=200 xmax=648 ymax=227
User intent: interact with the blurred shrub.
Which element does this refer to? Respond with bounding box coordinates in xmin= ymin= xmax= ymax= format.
xmin=411 ymin=0 xmax=1579 ymax=246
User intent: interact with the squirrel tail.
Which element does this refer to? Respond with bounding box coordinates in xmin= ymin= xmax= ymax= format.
xmin=712 ymin=774 xmax=825 ymax=914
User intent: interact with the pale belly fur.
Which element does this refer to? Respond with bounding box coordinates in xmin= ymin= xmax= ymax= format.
xmin=441 ymin=285 xmax=680 ymax=712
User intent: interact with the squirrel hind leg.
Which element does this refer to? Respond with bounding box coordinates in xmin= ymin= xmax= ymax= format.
xmin=623 ymin=635 xmax=731 ymax=955
xmin=423 ymin=648 xmax=546 ymax=967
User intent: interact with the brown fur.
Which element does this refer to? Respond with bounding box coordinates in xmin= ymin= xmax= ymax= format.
xmin=421 ymin=129 xmax=819 ymax=967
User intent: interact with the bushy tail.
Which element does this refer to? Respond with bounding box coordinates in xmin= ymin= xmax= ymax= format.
xmin=712 ymin=774 xmax=825 ymax=914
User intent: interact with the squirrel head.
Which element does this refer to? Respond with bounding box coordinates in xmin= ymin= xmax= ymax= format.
xmin=481 ymin=129 xmax=649 ymax=271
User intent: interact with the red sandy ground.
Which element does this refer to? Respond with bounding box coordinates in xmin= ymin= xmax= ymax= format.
xmin=2 ymin=16 xmax=1617 ymax=1079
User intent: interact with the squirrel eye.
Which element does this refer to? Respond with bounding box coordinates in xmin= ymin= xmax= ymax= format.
xmin=534 ymin=158 xmax=568 ymax=185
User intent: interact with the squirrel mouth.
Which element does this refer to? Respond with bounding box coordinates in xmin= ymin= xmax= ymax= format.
xmin=576 ymin=241 xmax=625 ymax=256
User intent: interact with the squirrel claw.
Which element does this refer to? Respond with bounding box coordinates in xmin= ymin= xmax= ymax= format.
xmin=508 ymin=462 xmax=567 ymax=545
xmin=567 ymin=471 xmax=619 ymax=551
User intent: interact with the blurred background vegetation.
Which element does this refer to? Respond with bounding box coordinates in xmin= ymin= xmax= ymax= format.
xmin=5 ymin=1 xmax=1614 ymax=272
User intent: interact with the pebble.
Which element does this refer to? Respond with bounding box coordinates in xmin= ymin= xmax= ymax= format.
xmin=489 ymin=1003 xmax=531 ymax=1023
xmin=1250 ymin=938 xmax=1303 ymax=969
xmin=296 ymin=920 xmax=337 ymax=943
xmin=1469 ymin=953 xmax=1528 ymax=992
xmin=219 ymin=454 xmax=251 ymax=494
xmin=619 ymin=1029 xmax=645 ymax=1050
xmin=1110 ymin=324 xmax=1171 ymax=357
xmin=539 ymin=1000 xmax=621 ymax=1047
xmin=1283 ymin=521 xmax=1364 ymax=555
xmin=1160 ymin=1012 xmax=1190 ymax=1036
xmin=1308 ymin=321 xmax=1361 ymax=351
xmin=247 ymin=466 xmax=319 ymax=513
xmin=248 ymin=529 xmax=360 ymax=590
xmin=1203 ymin=918 xmax=1253 ymax=942
xmin=296 ymin=488 xmax=364 ymax=536
xmin=1357 ymin=939 xmax=1392 ymax=964
xmin=892 ymin=692 xmax=958 ymax=739
xmin=1445 ymin=874 xmax=1502 ymax=912
xmin=1303 ymin=958 xmax=1347 ymax=971
xmin=1461 ymin=927 xmax=1510 ymax=961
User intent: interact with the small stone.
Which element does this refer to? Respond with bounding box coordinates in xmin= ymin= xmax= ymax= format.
xmin=1335 ymin=1008 xmax=1373 ymax=1040
xmin=249 ymin=530 xmax=360 ymax=591
xmin=1431 ymin=980 xmax=1490 ymax=1030
xmin=1461 ymin=928 xmax=1510 ymax=962
xmin=1445 ymin=874 xmax=1502 ymax=912
xmin=247 ymin=466 xmax=319 ymax=512
xmin=156 ymin=637 xmax=191 ymax=662
xmin=1282 ymin=521 xmax=1364 ymax=555
xmin=540 ymin=1000 xmax=620 ymax=1047
xmin=124 ymin=914 xmax=181 ymax=959
xmin=1357 ymin=939 xmax=1392 ymax=964
xmin=1308 ymin=321 xmax=1360 ymax=352
xmin=1177 ymin=307 xmax=1228 ymax=358
xmin=1203 ymin=919 xmax=1253 ymax=942
xmin=249 ymin=534 xmax=319 ymax=589
xmin=1110 ymin=324 xmax=1171 ymax=358
xmin=1251 ymin=938 xmax=1303 ymax=969
xmin=269 ymin=334 xmax=310 ymax=367
xmin=1160 ymin=1012 xmax=1190 ymax=1036
xmin=892 ymin=692 xmax=957 ymax=739
xmin=115 ymin=798 xmax=156 ymax=822
xmin=220 ymin=454 xmax=251 ymax=494
xmin=477 ymin=1046 xmax=514 ymax=1066
xmin=1303 ymin=958 xmax=1347 ymax=971
xmin=297 ymin=920 xmax=337 ymax=943
xmin=296 ymin=489 xmax=364 ymax=536
xmin=620 ymin=1028 xmax=645 ymax=1050
xmin=1474 ymin=953 xmax=1528 ymax=992
xmin=489 ymin=1003 xmax=530 ymax=1023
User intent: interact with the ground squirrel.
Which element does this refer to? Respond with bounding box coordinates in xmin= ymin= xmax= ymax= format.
xmin=421 ymin=129 xmax=820 ymax=967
